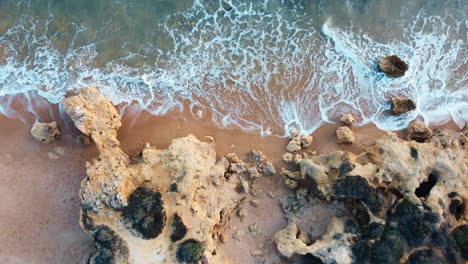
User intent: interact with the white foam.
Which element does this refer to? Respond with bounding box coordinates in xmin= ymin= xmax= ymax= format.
xmin=0 ymin=0 xmax=466 ymax=136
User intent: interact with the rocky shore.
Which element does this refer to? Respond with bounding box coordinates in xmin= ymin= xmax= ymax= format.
xmin=56 ymin=87 xmax=467 ymax=264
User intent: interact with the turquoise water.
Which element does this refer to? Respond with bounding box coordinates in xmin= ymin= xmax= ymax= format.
xmin=0 ymin=0 xmax=466 ymax=135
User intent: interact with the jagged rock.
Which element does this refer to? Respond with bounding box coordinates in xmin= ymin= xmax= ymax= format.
xmin=274 ymin=218 xmax=354 ymax=263
xmin=391 ymin=98 xmax=416 ymax=116
xmin=336 ymin=126 xmax=355 ymax=144
xmin=294 ymin=153 xmax=304 ymax=164
xmin=262 ymin=161 xmax=276 ymax=176
xmin=30 ymin=121 xmax=60 ymax=143
xmin=275 ymin=128 xmax=468 ymax=263
xmin=282 ymin=168 xmax=304 ymax=181
xmin=301 ymin=135 xmax=313 ymax=148
xmin=249 ymin=149 xmax=265 ymax=164
xmin=247 ymin=167 xmax=261 ymax=178
xmin=287 ymin=135 xmax=302 ymax=152
xmin=407 ymin=121 xmax=432 ymax=142
xmin=340 ymin=113 xmax=356 ymax=126
xmin=452 ymin=225 xmax=468 ymax=260
xmin=284 ymin=178 xmax=299 ymax=189
xmin=379 ymin=55 xmax=408 ymax=78
xmin=63 ymin=87 xmax=242 ymax=263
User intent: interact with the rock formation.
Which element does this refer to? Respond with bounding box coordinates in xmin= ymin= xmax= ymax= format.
xmin=274 ymin=124 xmax=468 ymax=263
xmin=379 ymin=55 xmax=408 ymax=78
xmin=30 ymin=121 xmax=60 ymax=143
xmin=63 ymin=87 xmax=243 ymax=264
xmin=391 ymin=97 xmax=416 ymax=116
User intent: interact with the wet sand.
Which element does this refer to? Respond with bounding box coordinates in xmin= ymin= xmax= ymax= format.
xmin=0 ymin=97 xmax=462 ymax=264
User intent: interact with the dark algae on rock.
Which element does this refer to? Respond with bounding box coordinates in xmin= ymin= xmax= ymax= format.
xmin=176 ymin=239 xmax=204 ymax=263
xmin=452 ymin=225 xmax=468 ymax=260
xmin=88 ymin=225 xmax=129 ymax=264
xmin=170 ymin=213 xmax=188 ymax=242
xmin=333 ymin=176 xmax=383 ymax=213
xmin=122 ymin=187 xmax=166 ymax=239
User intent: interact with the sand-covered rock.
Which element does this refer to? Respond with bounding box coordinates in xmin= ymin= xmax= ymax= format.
xmin=336 ymin=126 xmax=355 ymax=144
xmin=274 ymin=127 xmax=468 ymax=263
xmin=30 ymin=121 xmax=60 ymax=143
xmin=340 ymin=113 xmax=356 ymax=126
xmin=391 ymin=97 xmax=416 ymax=116
xmin=63 ymin=87 xmax=243 ymax=264
xmin=379 ymin=55 xmax=408 ymax=78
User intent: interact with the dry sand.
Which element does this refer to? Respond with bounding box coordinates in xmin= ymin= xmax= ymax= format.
xmin=0 ymin=98 xmax=462 ymax=264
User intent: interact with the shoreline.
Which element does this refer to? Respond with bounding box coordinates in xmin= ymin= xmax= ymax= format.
xmin=0 ymin=94 xmax=465 ymax=263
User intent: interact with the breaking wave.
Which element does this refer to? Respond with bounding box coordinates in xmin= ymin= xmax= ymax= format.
xmin=0 ymin=0 xmax=467 ymax=136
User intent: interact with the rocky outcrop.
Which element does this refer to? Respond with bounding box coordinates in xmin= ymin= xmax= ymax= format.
xmin=30 ymin=121 xmax=60 ymax=143
xmin=336 ymin=126 xmax=355 ymax=144
xmin=63 ymin=87 xmax=243 ymax=264
xmin=391 ymin=98 xmax=416 ymax=116
xmin=274 ymin=126 xmax=468 ymax=263
xmin=379 ymin=55 xmax=408 ymax=78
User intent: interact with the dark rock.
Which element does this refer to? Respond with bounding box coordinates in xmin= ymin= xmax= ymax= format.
xmin=379 ymin=55 xmax=408 ymax=78
xmin=370 ymin=228 xmax=406 ymax=264
xmin=88 ymin=225 xmax=129 ymax=264
xmin=391 ymin=98 xmax=416 ymax=115
xmin=346 ymin=199 xmax=370 ymax=227
xmin=449 ymin=199 xmax=465 ymax=220
xmin=361 ymin=222 xmax=384 ymax=240
xmin=406 ymin=249 xmax=446 ymax=264
xmin=408 ymin=121 xmax=432 ymax=142
xmin=170 ymin=213 xmax=188 ymax=242
xmin=303 ymin=253 xmax=324 ymax=264
xmin=452 ymin=225 xmax=468 ymax=260
xmin=339 ymin=161 xmax=356 ymax=176
xmin=122 ymin=187 xmax=166 ymax=239
xmin=176 ymin=239 xmax=203 ymax=263
xmin=333 ymin=176 xmax=383 ymax=213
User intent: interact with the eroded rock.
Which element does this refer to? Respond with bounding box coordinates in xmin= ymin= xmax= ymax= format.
xmin=30 ymin=121 xmax=60 ymax=143
xmin=340 ymin=113 xmax=356 ymax=126
xmin=407 ymin=121 xmax=432 ymax=142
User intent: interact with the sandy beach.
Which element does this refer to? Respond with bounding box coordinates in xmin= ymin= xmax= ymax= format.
xmin=0 ymin=92 xmax=464 ymax=263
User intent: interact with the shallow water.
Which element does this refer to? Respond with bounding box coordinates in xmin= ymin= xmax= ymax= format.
xmin=0 ymin=0 xmax=466 ymax=135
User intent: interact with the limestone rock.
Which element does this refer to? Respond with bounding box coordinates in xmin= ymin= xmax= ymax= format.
xmin=261 ymin=161 xmax=276 ymax=176
xmin=30 ymin=121 xmax=60 ymax=143
xmin=340 ymin=113 xmax=356 ymax=126
xmin=336 ymin=126 xmax=355 ymax=144
xmin=287 ymin=135 xmax=302 ymax=152
xmin=379 ymin=55 xmax=408 ymax=78
xmin=391 ymin=97 xmax=416 ymax=116
xmin=63 ymin=87 xmax=242 ymax=264
xmin=407 ymin=120 xmax=432 ymax=142
xmin=300 ymin=135 xmax=313 ymax=148
xmin=281 ymin=153 xmax=294 ymax=162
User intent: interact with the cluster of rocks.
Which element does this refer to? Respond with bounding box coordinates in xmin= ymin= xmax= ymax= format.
xmin=273 ymin=120 xmax=468 ymax=263
xmin=336 ymin=113 xmax=356 ymax=144
xmin=61 ymin=87 xmax=279 ymax=264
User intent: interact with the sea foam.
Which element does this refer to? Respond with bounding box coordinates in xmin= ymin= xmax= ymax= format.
xmin=0 ymin=0 xmax=466 ymax=136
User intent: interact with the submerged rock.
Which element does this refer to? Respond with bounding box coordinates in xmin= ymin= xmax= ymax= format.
xmin=30 ymin=121 xmax=60 ymax=143
xmin=391 ymin=98 xmax=416 ymax=116
xmin=379 ymin=55 xmax=408 ymax=78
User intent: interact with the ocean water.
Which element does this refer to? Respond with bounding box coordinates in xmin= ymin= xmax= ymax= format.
xmin=0 ymin=0 xmax=466 ymax=136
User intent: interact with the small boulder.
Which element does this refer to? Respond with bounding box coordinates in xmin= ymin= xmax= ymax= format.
xmin=30 ymin=121 xmax=60 ymax=143
xmin=281 ymin=153 xmax=294 ymax=162
xmin=379 ymin=55 xmax=408 ymax=78
xmin=407 ymin=121 xmax=432 ymax=142
xmin=336 ymin=126 xmax=355 ymax=144
xmin=340 ymin=113 xmax=356 ymax=126
xmin=249 ymin=150 xmax=265 ymax=164
xmin=391 ymin=98 xmax=416 ymax=116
